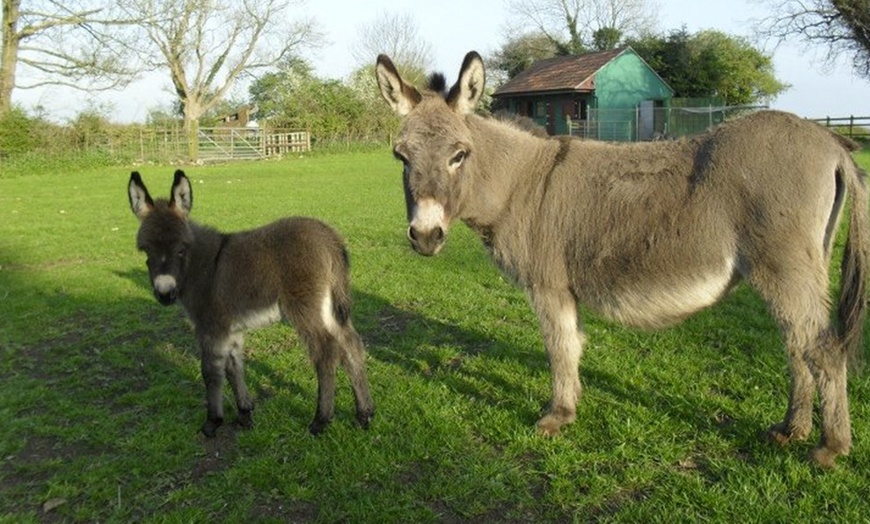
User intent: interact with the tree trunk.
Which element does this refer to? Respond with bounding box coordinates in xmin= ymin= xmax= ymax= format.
xmin=183 ymin=99 xmax=200 ymax=162
xmin=0 ymin=0 xmax=21 ymax=117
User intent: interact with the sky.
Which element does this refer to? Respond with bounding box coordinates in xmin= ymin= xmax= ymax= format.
xmin=11 ymin=0 xmax=869 ymax=123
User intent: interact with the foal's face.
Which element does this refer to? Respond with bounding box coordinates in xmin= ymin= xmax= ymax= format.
xmin=128 ymin=170 xmax=195 ymax=306
xmin=136 ymin=209 xmax=193 ymax=305
xmin=377 ymin=52 xmax=486 ymax=256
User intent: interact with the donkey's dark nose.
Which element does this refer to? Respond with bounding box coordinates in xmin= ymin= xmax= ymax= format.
xmin=407 ymin=225 xmax=445 ymax=256
xmin=155 ymin=289 xmax=177 ymax=306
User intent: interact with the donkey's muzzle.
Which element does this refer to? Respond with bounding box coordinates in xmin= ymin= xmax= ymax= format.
xmin=408 ymin=225 xmax=444 ymax=256
xmin=155 ymin=288 xmax=177 ymax=306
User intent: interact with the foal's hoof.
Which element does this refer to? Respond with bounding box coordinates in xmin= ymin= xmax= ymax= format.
xmin=356 ymin=409 xmax=375 ymax=430
xmin=236 ymin=408 xmax=254 ymax=430
xmin=308 ymin=417 xmax=332 ymax=435
xmin=201 ymin=417 xmax=223 ymax=438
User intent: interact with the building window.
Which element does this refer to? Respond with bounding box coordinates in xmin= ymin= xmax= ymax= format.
xmin=535 ymin=101 xmax=547 ymax=118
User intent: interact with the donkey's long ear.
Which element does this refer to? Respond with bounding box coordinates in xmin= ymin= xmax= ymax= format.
xmin=446 ymin=51 xmax=485 ymax=115
xmin=376 ymin=54 xmax=422 ymax=116
xmin=128 ymin=171 xmax=154 ymax=220
xmin=169 ymin=169 xmax=193 ymax=216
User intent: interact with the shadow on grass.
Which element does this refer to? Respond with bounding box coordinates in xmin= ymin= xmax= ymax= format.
xmin=0 ymin=248 xmax=812 ymax=520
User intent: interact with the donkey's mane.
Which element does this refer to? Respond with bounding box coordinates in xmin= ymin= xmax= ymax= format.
xmin=427 ymin=73 xmax=447 ymax=96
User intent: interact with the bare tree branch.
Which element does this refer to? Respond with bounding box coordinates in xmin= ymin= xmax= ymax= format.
xmin=754 ymin=0 xmax=870 ymax=79
xmin=2 ymin=0 xmax=145 ymax=115
xmin=507 ymin=0 xmax=659 ymax=54
xmin=110 ymin=0 xmax=322 ymax=160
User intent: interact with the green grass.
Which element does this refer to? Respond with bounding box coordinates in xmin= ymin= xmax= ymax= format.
xmin=2 ymin=150 xmax=870 ymax=522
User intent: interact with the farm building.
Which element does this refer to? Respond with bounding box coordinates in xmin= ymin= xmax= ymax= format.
xmin=492 ymin=47 xmax=675 ymax=141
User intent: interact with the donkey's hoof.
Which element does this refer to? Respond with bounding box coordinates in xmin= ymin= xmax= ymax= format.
xmin=201 ymin=417 xmax=223 ymax=438
xmin=767 ymin=422 xmax=810 ymax=446
xmin=236 ymin=408 xmax=254 ymax=430
xmin=810 ymin=446 xmax=844 ymax=469
xmin=356 ymin=409 xmax=375 ymax=430
xmin=536 ymin=414 xmax=570 ymax=436
xmin=308 ymin=417 xmax=332 ymax=436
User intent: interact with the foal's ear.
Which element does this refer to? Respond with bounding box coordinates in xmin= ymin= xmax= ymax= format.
xmin=128 ymin=171 xmax=154 ymax=220
xmin=376 ymin=54 xmax=422 ymax=116
xmin=169 ymin=169 xmax=193 ymax=216
xmin=447 ymin=51 xmax=485 ymax=115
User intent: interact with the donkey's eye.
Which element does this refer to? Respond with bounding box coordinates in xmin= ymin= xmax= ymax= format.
xmin=393 ymin=149 xmax=408 ymax=164
xmin=449 ymin=150 xmax=467 ymax=168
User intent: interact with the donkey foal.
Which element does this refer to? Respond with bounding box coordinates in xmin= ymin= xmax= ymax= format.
xmin=128 ymin=170 xmax=374 ymax=437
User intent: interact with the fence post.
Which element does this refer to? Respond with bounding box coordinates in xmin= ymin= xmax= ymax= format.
xmin=850 ymin=115 xmax=855 ymax=138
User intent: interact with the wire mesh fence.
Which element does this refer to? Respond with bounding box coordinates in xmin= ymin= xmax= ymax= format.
xmin=568 ymin=103 xmax=766 ymax=142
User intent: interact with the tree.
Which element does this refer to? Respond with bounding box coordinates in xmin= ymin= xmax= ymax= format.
xmin=506 ymin=0 xmax=659 ymax=55
xmin=489 ymin=31 xmax=560 ymax=83
xmin=351 ymin=12 xmax=433 ymax=87
xmin=627 ymin=29 xmax=788 ymax=105
xmin=115 ymin=0 xmax=320 ymax=161
xmin=0 ymin=0 xmax=139 ymax=117
xmin=754 ymin=0 xmax=870 ymax=79
xmin=250 ymin=57 xmax=374 ymax=142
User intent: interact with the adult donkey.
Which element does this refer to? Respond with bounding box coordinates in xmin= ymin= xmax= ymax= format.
xmin=129 ymin=170 xmax=374 ymax=437
xmin=376 ymin=51 xmax=869 ymax=467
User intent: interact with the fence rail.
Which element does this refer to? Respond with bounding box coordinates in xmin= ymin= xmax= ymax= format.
xmin=86 ymin=127 xmax=311 ymax=164
xmin=810 ymin=116 xmax=870 ymax=140
xmin=568 ymin=105 xmax=763 ymax=142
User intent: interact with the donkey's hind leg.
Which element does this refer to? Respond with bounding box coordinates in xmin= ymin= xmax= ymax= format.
xmin=529 ymin=287 xmax=584 ymax=436
xmin=306 ymin=330 xmax=340 ymax=435
xmin=336 ymin=321 xmax=375 ymax=429
xmin=748 ymin=261 xmax=851 ymax=467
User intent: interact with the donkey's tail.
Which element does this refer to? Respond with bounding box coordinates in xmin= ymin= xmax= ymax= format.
xmin=331 ymin=246 xmax=353 ymax=327
xmin=837 ymin=153 xmax=870 ymax=371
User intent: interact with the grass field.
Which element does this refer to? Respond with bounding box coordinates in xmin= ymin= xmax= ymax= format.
xmin=2 ymin=149 xmax=870 ymax=522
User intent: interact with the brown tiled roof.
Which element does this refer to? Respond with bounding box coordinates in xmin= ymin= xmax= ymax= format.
xmin=492 ymin=47 xmax=628 ymax=97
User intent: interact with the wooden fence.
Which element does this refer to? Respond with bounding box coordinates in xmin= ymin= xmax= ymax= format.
xmin=810 ymin=115 xmax=870 ymax=140
xmin=197 ymin=128 xmax=310 ymax=161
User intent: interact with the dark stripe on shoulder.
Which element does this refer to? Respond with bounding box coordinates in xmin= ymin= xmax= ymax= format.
xmin=541 ymin=137 xmax=572 ymax=201
xmin=214 ymin=234 xmax=230 ymax=266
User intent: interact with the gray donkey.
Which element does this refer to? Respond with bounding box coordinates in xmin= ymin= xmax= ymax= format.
xmin=128 ymin=170 xmax=374 ymax=437
xmin=376 ymin=51 xmax=870 ymax=467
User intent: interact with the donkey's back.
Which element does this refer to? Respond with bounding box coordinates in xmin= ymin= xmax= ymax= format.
xmin=198 ymin=217 xmax=353 ymax=334
xmin=533 ymin=111 xmax=863 ymax=331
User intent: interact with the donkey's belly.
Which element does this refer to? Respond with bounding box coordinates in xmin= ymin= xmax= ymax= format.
xmin=230 ymin=303 xmax=282 ymax=331
xmin=587 ymin=259 xmax=738 ymax=329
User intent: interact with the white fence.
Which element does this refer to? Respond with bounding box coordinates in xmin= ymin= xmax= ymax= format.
xmin=197 ymin=128 xmax=310 ymax=161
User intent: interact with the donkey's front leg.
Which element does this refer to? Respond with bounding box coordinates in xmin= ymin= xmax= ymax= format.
xmin=529 ymin=288 xmax=584 ymax=436
xmin=224 ymin=332 xmax=254 ymax=429
xmin=198 ymin=332 xmax=230 ymax=438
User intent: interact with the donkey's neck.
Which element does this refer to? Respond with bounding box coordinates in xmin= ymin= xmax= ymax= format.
xmin=461 ymin=115 xmax=560 ymax=228
xmin=180 ymin=221 xmax=226 ymax=303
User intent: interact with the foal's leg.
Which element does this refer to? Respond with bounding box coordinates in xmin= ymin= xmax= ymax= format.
xmin=198 ymin=332 xmax=230 ymax=437
xmin=224 ymin=332 xmax=254 ymax=429
xmin=307 ymin=332 xmax=339 ymax=435
xmin=337 ymin=322 xmax=375 ymax=428
xmin=529 ymin=288 xmax=584 ymax=436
